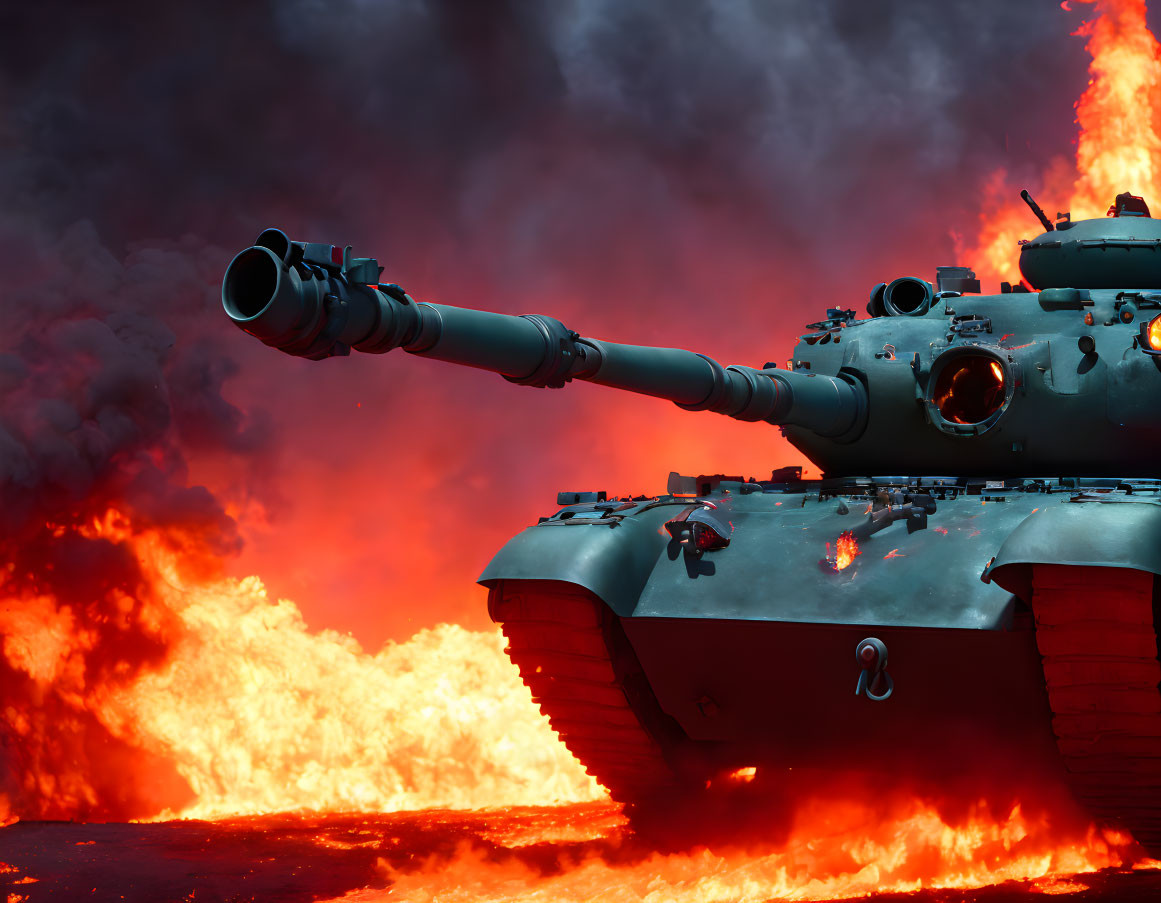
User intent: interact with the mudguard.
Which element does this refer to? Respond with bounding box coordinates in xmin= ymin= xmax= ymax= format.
xmin=482 ymin=489 xmax=1036 ymax=630
xmin=988 ymin=499 xmax=1161 ymax=601
xmin=479 ymin=507 xmax=671 ymax=617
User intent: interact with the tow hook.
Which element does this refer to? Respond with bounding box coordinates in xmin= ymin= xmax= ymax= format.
xmin=855 ymin=636 xmax=893 ymax=702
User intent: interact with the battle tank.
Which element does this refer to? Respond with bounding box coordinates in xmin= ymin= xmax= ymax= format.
xmin=223 ymin=190 xmax=1161 ymax=853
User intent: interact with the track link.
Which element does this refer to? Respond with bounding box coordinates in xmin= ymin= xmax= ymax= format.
xmin=1032 ymin=564 xmax=1161 ymax=853
xmin=489 ymin=580 xmax=680 ymax=803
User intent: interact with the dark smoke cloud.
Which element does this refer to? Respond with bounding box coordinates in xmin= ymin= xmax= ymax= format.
xmin=0 ymin=1 xmax=1091 ymax=259
xmin=0 ymin=217 xmax=246 ymax=817
xmin=0 ymin=219 xmax=246 ymax=543
xmin=0 ymin=0 xmax=1125 ymax=798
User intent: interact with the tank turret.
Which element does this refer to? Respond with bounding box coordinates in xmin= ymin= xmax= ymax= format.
xmin=226 ymin=220 xmax=1161 ymax=479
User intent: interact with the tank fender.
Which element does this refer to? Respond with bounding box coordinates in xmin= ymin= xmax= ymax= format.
xmin=478 ymin=508 xmax=670 ymax=617
xmin=987 ymin=500 xmax=1161 ymax=602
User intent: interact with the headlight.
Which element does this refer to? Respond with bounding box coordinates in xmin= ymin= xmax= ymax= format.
xmin=1141 ymin=313 xmax=1161 ymax=355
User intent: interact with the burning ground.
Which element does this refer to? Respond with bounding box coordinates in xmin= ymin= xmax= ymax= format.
xmin=4 ymin=522 xmax=1160 ymax=900
xmin=4 ymin=0 xmax=1161 ymax=900
xmin=3 ymin=802 xmax=1160 ymax=903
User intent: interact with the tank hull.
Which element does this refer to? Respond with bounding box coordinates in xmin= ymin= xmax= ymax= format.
xmin=619 ymin=616 xmax=1058 ymax=770
xmin=481 ymin=476 xmax=1116 ymax=628
xmin=483 ymin=475 xmax=1161 ymax=850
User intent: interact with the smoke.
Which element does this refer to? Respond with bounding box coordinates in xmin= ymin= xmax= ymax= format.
xmin=0 ymin=2 xmax=1091 ymax=254
xmin=0 ymin=0 xmax=1132 ymax=818
xmin=0 ymin=216 xmax=256 ymax=817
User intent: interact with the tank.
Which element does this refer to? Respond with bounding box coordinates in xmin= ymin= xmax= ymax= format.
xmin=223 ymin=194 xmax=1161 ymax=853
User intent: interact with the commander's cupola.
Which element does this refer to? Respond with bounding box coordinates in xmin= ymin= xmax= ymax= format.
xmin=1019 ymin=190 xmax=1161 ymax=289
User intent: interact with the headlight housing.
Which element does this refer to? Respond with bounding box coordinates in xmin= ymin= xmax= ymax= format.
xmin=923 ymin=346 xmax=1016 ymax=436
xmin=1139 ymin=313 xmax=1161 ymax=355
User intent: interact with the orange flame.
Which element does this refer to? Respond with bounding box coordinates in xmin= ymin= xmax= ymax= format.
xmin=334 ymin=798 xmax=1153 ymax=903
xmin=0 ymin=511 xmax=600 ymax=822
xmin=963 ymin=0 xmax=1161 ymax=287
xmin=835 ymin=530 xmax=860 ymax=570
xmin=1072 ymin=0 xmax=1161 ymax=218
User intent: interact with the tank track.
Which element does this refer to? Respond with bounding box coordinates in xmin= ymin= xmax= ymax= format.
xmin=1032 ymin=564 xmax=1161 ymax=853
xmin=488 ymin=579 xmax=681 ymax=803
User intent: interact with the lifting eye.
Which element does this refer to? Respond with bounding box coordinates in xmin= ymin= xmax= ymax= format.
xmin=924 ymin=348 xmax=1013 ymax=436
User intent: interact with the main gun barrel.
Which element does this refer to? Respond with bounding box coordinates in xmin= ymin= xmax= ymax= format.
xmin=222 ymin=229 xmax=866 ymax=439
